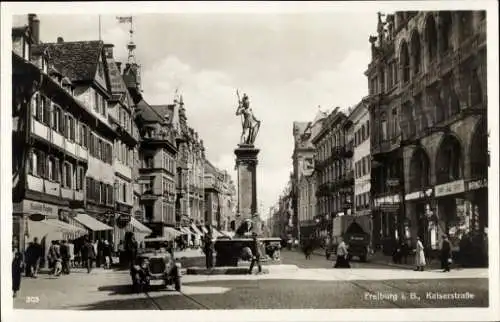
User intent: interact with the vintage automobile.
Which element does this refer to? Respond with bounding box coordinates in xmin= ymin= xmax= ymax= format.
xmin=131 ymin=237 xmax=182 ymax=292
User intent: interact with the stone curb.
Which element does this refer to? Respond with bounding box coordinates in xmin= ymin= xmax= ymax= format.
xmin=186 ymin=266 xmax=270 ymax=275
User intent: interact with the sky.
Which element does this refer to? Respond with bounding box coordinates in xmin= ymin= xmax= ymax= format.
xmin=13 ymin=9 xmax=377 ymax=219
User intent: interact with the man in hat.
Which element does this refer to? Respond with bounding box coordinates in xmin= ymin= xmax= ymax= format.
xmin=440 ymin=235 xmax=452 ymax=272
xmin=248 ymin=232 xmax=262 ymax=274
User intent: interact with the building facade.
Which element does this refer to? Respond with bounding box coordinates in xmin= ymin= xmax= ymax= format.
xmin=312 ymin=108 xmax=354 ymax=241
xmin=12 ymin=17 xmax=91 ymax=256
xmin=366 ymin=11 xmax=487 ymax=256
xmin=348 ymin=101 xmax=373 ymax=243
xmin=293 ymin=121 xmax=316 ymax=240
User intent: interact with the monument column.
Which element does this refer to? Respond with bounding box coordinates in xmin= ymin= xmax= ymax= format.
xmin=234 ymin=144 xmax=259 ymax=231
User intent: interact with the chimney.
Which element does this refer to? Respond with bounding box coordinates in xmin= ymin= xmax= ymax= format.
xmin=103 ymin=44 xmax=114 ymax=58
xmin=57 ymin=37 xmax=64 ymax=44
xmin=28 ymin=14 xmax=40 ymax=44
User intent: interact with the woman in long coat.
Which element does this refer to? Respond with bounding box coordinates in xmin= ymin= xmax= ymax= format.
xmin=12 ymin=251 xmax=24 ymax=297
xmin=415 ymin=237 xmax=426 ymax=271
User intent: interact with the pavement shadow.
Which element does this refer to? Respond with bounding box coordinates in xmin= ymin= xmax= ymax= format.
xmin=98 ymin=284 xmax=135 ymax=295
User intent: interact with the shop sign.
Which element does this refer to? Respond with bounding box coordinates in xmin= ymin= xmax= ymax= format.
xmin=467 ymin=178 xmax=487 ymax=191
xmin=29 ymin=213 xmax=45 ymax=222
xmin=116 ymin=202 xmax=132 ymax=213
xmin=374 ymin=194 xmax=399 ymax=207
xmin=13 ymin=200 xmax=59 ymax=219
xmin=116 ymin=214 xmax=131 ymax=229
xmin=435 ymin=180 xmax=465 ymax=197
xmin=405 ymin=189 xmax=433 ymax=201
xmin=386 ymin=179 xmax=400 ymax=187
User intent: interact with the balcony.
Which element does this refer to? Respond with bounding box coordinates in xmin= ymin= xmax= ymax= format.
xmin=371 ymin=140 xmax=391 ymax=156
xmin=74 ymin=190 xmax=84 ymax=201
xmin=26 ymin=174 xmax=83 ymax=200
xmin=61 ymin=187 xmax=73 ymax=199
xmin=31 ymin=119 xmax=87 ymax=163
xmin=114 ymin=160 xmax=132 ymax=179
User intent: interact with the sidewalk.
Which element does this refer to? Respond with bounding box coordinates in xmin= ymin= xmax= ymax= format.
xmin=299 ymin=248 xmax=450 ymax=270
xmin=13 ymin=267 xmax=135 ymax=310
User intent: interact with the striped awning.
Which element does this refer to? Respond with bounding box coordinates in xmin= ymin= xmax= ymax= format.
xmin=201 ymin=226 xmax=208 ymax=234
xmin=163 ymin=227 xmax=183 ymax=240
xmin=211 ymin=227 xmax=223 ymax=238
xmin=191 ymin=224 xmax=203 ymax=236
xmin=179 ymin=227 xmax=191 ymax=235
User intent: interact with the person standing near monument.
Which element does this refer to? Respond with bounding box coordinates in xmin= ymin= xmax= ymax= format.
xmin=203 ymin=231 xmax=214 ymax=269
xmin=440 ymin=235 xmax=452 ymax=272
xmin=248 ymin=232 xmax=262 ymax=274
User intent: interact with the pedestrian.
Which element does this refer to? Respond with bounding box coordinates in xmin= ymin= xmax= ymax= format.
xmin=334 ymin=237 xmax=350 ymax=268
xmin=53 ymin=241 xmax=62 ymax=276
xmin=68 ymin=240 xmax=75 ymax=268
xmin=203 ymin=232 xmax=214 ymax=269
xmin=83 ymin=237 xmax=96 ymax=273
xmin=24 ymin=240 xmax=36 ymax=277
xmin=440 ymin=235 xmax=452 ymax=272
xmin=414 ymin=236 xmax=426 ymax=271
xmin=102 ymin=240 xmax=112 ymax=269
xmin=248 ymin=232 xmax=262 ymax=274
xmin=12 ymin=251 xmax=24 ymax=298
xmin=47 ymin=240 xmax=60 ymax=275
xmin=60 ymin=240 xmax=70 ymax=275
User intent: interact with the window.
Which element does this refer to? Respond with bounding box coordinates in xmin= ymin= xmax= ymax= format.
xmin=42 ymin=97 xmax=51 ymax=126
xmin=381 ymin=119 xmax=388 ymax=141
xmin=94 ymin=91 xmax=100 ymax=113
xmin=97 ymin=139 xmax=102 ymax=160
xmin=69 ymin=116 xmax=75 ymax=141
xmin=145 ymin=156 xmax=154 ymax=168
xmin=47 ymin=157 xmax=54 ymax=181
xmin=366 ymin=120 xmax=370 ymax=137
xmin=63 ymin=162 xmax=72 ymax=188
xmin=122 ymin=182 xmax=127 ymax=203
xmin=51 ymin=105 xmax=58 ymax=130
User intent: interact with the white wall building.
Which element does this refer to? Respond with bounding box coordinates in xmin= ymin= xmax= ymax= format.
xmin=349 ymin=102 xmax=371 ymax=216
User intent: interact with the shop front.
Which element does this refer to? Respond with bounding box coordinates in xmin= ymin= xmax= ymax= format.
xmin=431 ymin=178 xmax=488 ymax=266
xmin=13 ymin=200 xmax=88 ymax=267
xmin=373 ymin=194 xmax=400 ymax=255
xmin=404 ymin=188 xmax=434 ymax=249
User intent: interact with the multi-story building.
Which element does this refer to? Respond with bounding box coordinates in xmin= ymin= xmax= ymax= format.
xmin=204 ymin=159 xmax=222 ymax=228
xmin=203 ymin=161 xmax=236 ymax=232
xmin=12 ymin=16 xmax=91 ymax=255
xmin=293 ymin=121 xmax=316 ymax=240
xmin=102 ymin=44 xmax=150 ymax=243
xmin=348 ymin=101 xmax=372 ymax=242
xmin=219 ymin=170 xmax=236 ymax=232
xmin=173 ymin=96 xmax=205 ymax=238
xmin=312 ymin=107 xmax=354 ymax=240
xmin=366 ymin=11 xmax=487 ymax=258
xmin=134 ymin=98 xmax=178 ymax=237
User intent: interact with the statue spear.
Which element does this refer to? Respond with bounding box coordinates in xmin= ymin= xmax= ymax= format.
xmin=236 ymin=89 xmax=243 ymax=127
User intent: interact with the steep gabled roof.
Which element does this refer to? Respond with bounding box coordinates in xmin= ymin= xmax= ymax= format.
xmin=135 ymin=99 xmax=164 ymax=123
xmin=106 ymin=58 xmax=128 ymax=95
xmin=36 ymin=40 xmax=104 ymax=82
xmin=150 ymin=105 xmax=174 ymax=124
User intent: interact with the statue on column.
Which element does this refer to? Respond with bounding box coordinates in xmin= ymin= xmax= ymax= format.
xmin=236 ymin=91 xmax=261 ymax=145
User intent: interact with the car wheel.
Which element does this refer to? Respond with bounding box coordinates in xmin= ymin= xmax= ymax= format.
xmin=174 ymin=277 xmax=181 ymax=292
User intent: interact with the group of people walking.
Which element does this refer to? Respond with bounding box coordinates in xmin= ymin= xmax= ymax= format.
xmin=11 ymin=234 xmax=119 ymax=298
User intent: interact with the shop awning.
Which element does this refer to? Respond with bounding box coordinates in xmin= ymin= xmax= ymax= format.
xmin=201 ymin=226 xmax=208 ymax=234
xmin=164 ymin=227 xmax=183 ymax=240
xmin=211 ymin=227 xmax=223 ymax=238
xmin=74 ymin=213 xmax=112 ymax=231
xmin=191 ymin=224 xmax=203 ymax=236
xmin=44 ymin=219 xmax=87 ymax=236
xmin=220 ymin=230 xmax=235 ymax=238
xmin=179 ymin=227 xmax=190 ymax=235
xmin=129 ymin=217 xmax=152 ymax=234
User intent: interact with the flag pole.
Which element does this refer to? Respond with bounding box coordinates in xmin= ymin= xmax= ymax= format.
xmin=98 ymin=15 xmax=102 ymax=40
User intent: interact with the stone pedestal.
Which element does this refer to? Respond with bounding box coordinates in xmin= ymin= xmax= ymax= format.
xmin=234 ymin=144 xmax=260 ymax=231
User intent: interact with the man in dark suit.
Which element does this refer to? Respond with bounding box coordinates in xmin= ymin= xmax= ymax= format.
xmin=248 ymin=232 xmax=262 ymax=274
xmin=440 ymin=235 xmax=452 ymax=272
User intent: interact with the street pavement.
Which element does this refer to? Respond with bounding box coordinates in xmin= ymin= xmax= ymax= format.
xmin=13 ymin=249 xmax=488 ymax=310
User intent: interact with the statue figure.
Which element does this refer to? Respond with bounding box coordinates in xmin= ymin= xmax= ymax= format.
xmin=236 ymin=91 xmax=261 ymax=145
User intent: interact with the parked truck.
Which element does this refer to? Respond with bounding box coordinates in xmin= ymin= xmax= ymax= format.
xmin=325 ymin=215 xmax=371 ymax=262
